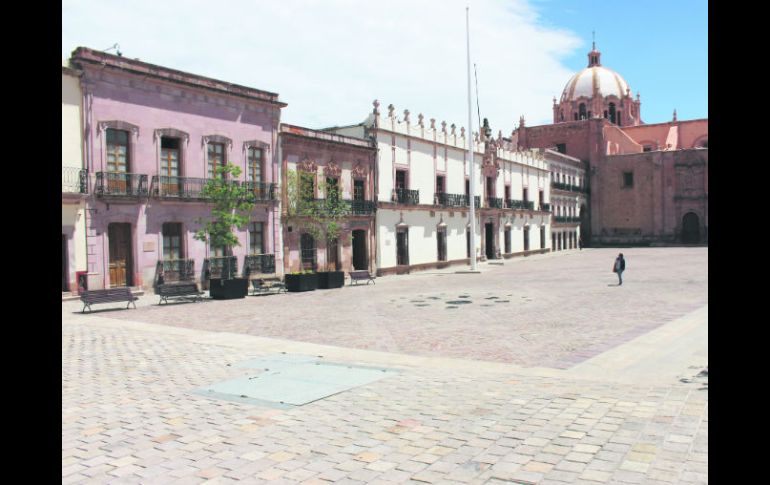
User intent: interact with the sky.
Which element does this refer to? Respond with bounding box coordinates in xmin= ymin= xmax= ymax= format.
xmin=62 ymin=0 xmax=707 ymax=133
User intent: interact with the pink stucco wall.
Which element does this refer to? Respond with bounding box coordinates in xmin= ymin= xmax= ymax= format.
xmin=75 ymin=52 xmax=284 ymax=290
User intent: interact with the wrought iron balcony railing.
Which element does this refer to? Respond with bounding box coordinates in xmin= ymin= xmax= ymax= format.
xmin=394 ymin=188 xmax=420 ymax=205
xmin=539 ymin=203 xmax=551 ymax=212
xmin=243 ymin=254 xmax=276 ymax=275
xmin=96 ymin=172 xmax=149 ymax=197
xmin=552 ymin=181 xmax=587 ymax=193
xmin=435 ymin=193 xmax=481 ymax=208
xmin=152 ymin=176 xmax=209 ymax=199
xmin=157 ymin=259 xmax=195 ymax=283
xmin=552 ymin=181 xmax=570 ymax=191
xmin=204 ymin=256 xmax=238 ymax=280
xmin=349 ymin=200 xmax=376 ymax=215
xmin=62 ymin=167 xmax=88 ymax=194
xmin=243 ymin=181 xmax=277 ymax=202
xmin=554 ymin=216 xmax=581 ymax=223
xmin=486 ymin=197 xmax=504 ymax=209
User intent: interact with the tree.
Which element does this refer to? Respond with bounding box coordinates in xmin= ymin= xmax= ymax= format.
xmin=285 ymin=169 xmax=349 ymax=271
xmin=194 ymin=163 xmax=255 ymax=278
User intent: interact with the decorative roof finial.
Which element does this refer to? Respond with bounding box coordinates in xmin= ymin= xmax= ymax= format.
xmin=418 ymin=113 xmax=424 ymax=127
xmin=387 ymin=104 xmax=395 ymax=117
xmin=403 ymin=109 xmax=410 ymax=123
xmin=592 ymin=30 xmax=596 ymax=51
xmin=672 ymin=109 xmax=677 ymax=122
xmin=373 ymin=99 xmax=380 ymax=115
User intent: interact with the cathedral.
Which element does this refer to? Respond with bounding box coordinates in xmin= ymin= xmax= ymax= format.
xmin=513 ymin=42 xmax=708 ymax=245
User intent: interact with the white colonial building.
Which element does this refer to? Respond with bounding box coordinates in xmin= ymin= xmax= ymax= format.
xmin=331 ymin=101 xmax=552 ymax=276
xmin=545 ymin=148 xmax=587 ymax=250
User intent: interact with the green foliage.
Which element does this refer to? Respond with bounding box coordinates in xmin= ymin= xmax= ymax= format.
xmin=193 ymin=163 xmax=255 ymax=251
xmin=285 ymin=169 xmax=349 ymax=243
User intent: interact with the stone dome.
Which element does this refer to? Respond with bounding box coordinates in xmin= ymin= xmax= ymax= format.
xmin=560 ymin=65 xmax=631 ymax=102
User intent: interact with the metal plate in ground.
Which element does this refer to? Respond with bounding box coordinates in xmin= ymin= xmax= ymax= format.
xmin=196 ymin=357 xmax=396 ymax=407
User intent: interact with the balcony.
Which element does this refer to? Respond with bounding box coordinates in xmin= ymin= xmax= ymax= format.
xmin=486 ymin=197 xmax=504 ymax=209
xmin=539 ymin=203 xmax=551 ymax=212
xmin=62 ymin=167 xmax=88 ymax=194
xmin=349 ymin=200 xmax=376 ymax=215
xmin=552 ymin=181 xmax=587 ymax=193
xmin=243 ymin=254 xmax=276 ymax=275
xmin=435 ymin=193 xmax=481 ymax=208
xmin=95 ymin=172 xmax=149 ymax=197
xmin=553 ymin=216 xmax=581 ymax=224
xmin=152 ymin=176 xmax=209 ymax=199
xmin=394 ymin=188 xmax=420 ymax=205
xmin=243 ymin=181 xmax=277 ymax=202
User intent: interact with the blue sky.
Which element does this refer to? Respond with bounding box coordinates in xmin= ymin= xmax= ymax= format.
xmin=531 ymin=0 xmax=708 ymax=123
xmin=62 ymin=0 xmax=707 ymax=131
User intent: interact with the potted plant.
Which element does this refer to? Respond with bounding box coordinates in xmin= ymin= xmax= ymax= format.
xmin=285 ymin=170 xmax=348 ymax=290
xmin=194 ymin=163 xmax=254 ymax=300
xmin=284 ymin=270 xmax=319 ymax=292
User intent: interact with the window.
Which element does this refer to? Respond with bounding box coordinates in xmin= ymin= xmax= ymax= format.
xmin=609 ymin=102 xmax=617 ymax=124
xmin=643 ymin=145 xmax=652 ymax=152
xmin=249 ymin=222 xmax=264 ymax=255
xmin=396 ymin=170 xmax=407 ymax=189
xmin=504 ymin=185 xmax=511 ymax=202
xmin=353 ymin=179 xmax=365 ymax=201
xmin=106 ymin=129 xmax=129 ymax=172
xmin=211 ymin=245 xmax=230 ymax=257
xmin=300 ymin=233 xmax=316 ymax=271
xmin=522 ymin=188 xmax=529 ymax=203
xmin=556 ymin=143 xmax=566 ymax=154
xmin=579 ymin=104 xmax=587 ymax=120
xmin=623 ymin=172 xmax=634 ymax=188
xmin=248 ymin=147 xmax=263 ymax=182
xmin=486 ymin=177 xmax=494 ymax=198
xmin=207 ymin=142 xmax=225 ymax=178
xmin=539 ymin=190 xmax=544 ymax=208
xmin=523 ymin=226 xmax=530 ymax=251
xmin=465 ymin=179 xmax=470 ymax=196
xmin=162 ymin=223 xmax=183 ymax=260
xmin=160 ymin=138 xmax=180 ymax=177
xmin=300 ymin=171 xmax=315 ymax=201
xmin=326 ymin=177 xmax=339 ymax=202
xmin=437 ymin=229 xmax=447 ymax=262
xmin=436 ymin=175 xmax=445 ymax=194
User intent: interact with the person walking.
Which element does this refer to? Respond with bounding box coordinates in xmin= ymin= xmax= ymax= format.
xmin=613 ymin=253 xmax=626 ymax=285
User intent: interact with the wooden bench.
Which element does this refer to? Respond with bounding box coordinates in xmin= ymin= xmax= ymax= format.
xmin=157 ymin=282 xmax=203 ymax=305
xmin=250 ymin=277 xmax=287 ymax=295
xmin=80 ymin=288 xmax=138 ymax=314
xmin=349 ymin=270 xmax=376 ymax=285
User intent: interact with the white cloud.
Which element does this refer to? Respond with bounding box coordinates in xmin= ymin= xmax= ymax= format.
xmin=62 ymin=0 xmax=581 ymax=133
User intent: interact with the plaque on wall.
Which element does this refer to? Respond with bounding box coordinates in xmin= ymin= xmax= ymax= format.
xmin=143 ymin=241 xmax=155 ymax=252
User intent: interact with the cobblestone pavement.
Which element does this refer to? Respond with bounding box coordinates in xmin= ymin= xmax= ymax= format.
xmin=84 ymin=248 xmax=708 ymax=369
xmin=63 ymin=248 xmax=708 ymax=484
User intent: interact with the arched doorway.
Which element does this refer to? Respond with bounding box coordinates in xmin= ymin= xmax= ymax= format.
xmin=681 ymin=212 xmax=700 ymax=244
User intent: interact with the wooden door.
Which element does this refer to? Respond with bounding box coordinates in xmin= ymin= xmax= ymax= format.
xmin=352 ymin=230 xmax=367 ymax=270
xmin=108 ymin=223 xmax=132 ymax=287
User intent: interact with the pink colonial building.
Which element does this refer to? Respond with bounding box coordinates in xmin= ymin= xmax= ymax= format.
xmin=279 ymin=124 xmax=377 ymax=274
xmin=513 ymin=42 xmax=708 ymax=245
xmin=69 ymin=47 xmax=286 ymax=290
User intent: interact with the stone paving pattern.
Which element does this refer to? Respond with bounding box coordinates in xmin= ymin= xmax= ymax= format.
xmin=63 ymin=248 xmax=708 ymax=484
xmin=93 ymin=248 xmax=707 ymax=368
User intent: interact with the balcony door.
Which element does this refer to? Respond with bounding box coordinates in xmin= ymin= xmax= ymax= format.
xmin=106 ymin=129 xmax=129 ymax=193
xmin=108 ymin=223 xmax=133 ymax=287
xmin=161 ymin=137 xmax=181 ymax=196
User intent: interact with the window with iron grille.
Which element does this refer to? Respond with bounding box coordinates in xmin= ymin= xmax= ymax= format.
xmin=249 ymin=222 xmax=264 ymax=255
xmin=300 ymin=233 xmax=316 ymax=271
xmin=162 ymin=223 xmax=183 ymax=260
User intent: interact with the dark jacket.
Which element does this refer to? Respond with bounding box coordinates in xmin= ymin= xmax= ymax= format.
xmin=614 ymin=257 xmax=626 ymax=271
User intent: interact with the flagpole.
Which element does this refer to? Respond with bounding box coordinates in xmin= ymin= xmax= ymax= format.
xmin=466 ymin=6 xmax=477 ymax=271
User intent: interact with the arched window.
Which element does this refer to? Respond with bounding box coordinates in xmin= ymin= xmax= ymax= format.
xmin=579 ymin=104 xmax=587 ymax=120
xmin=609 ymin=103 xmax=617 ymax=124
